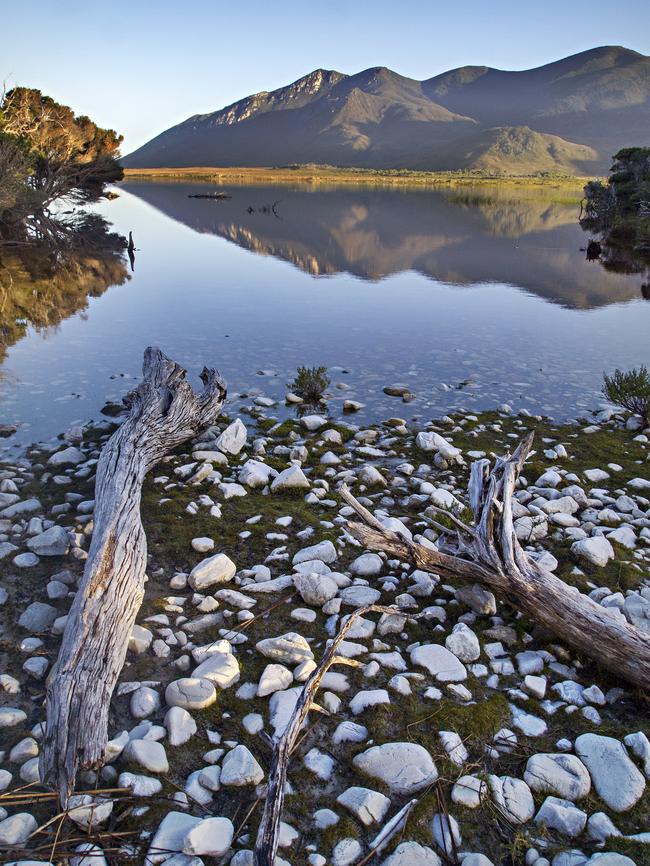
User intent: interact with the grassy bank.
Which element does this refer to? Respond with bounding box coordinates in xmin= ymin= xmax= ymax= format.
xmin=122 ymin=164 xmax=594 ymax=191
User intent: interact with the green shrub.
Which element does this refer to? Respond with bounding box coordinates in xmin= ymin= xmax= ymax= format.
xmin=290 ymin=365 xmax=330 ymax=403
xmin=603 ymin=366 xmax=650 ymax=426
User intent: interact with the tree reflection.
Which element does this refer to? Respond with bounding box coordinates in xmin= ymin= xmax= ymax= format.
xmin=0 ymin=212 xmax=129 ymax=361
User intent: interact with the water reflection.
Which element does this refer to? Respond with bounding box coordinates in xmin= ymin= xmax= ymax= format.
xmin=0 ymin=215 xmax=129 ymax=362
xmin=121 ymin=181 xmax=647 ymax=309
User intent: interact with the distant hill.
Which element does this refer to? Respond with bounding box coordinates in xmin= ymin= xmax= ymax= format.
xmin=123 ymin=47 xmax=650 ymax=174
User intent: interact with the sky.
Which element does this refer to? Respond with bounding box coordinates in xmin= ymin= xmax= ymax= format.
xmin=4 ymin=0 xmax=650 ymax=154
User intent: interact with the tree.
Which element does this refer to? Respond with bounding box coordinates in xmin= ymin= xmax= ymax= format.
xmin=0 ymin=87 xmax=123 ymax=229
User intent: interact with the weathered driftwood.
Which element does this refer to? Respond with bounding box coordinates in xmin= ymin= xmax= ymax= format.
xmin=340 ymin=433 xmax=650 ymax=690
xmin=40 ymin=347 xmax=226 ymax=806
xmin=254 ymin=604 xmax=402 ymax=866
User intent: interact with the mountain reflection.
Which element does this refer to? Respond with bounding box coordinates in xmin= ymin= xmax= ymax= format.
xmin=121 ymin=181 xmax=645 ymax=309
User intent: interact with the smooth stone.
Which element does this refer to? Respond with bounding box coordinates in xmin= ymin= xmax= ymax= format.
xmin=193 ymin=652 xmax=240 ymax=688
xmin=336 ymin=786 xmax=391 ymax=826
xmin=146 ymin=811 xmax=203 ymax=864
xmin=220 ymin=745 xmax=264 ymax=786
xmin=380 ymin=842 xmax=441 ymax=866
xmin=26 ymin=525 xmax=69 ymax=556
xmin=535 ymin=796 xmax=587 ymax=837
xmin=165 ymin=678 xmax=216 ymax=710
xmin=256 ymin=632 xmax=313 ymax=664
xmin=189 ymin=553 xmax=236 ymax=590
xmin=216 ymin=419 xmax=247 ymax=455
xmin=165 ymin=707 xmax=197 ymax=746
xmin=524 ymin=753 xmax=591 ymax=801
xmin=571 ymin=536 xmax=614 ymax=568
xmin=123 ymin=739 xmax=168 ymax=773
xmin=488 ymin=775 xmax=535 ymax=824
xmin=182 ymin=816 xmax=234 ymax=857
xmin=575 ymin=733 xmax=645 ymax=811
xmin=353 ymin=742 xmax=438 ymax=794
xmin=410 ymin=644 xmax=467 ymax=682
xmin=0 ymin=812 xmax=38 ymax=845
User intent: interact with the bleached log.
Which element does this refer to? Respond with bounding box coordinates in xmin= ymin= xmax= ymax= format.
xmin=340 ymin=433 xmax=650 ymax=690
xmin=40 ymin=347 xmax=226 ymax=806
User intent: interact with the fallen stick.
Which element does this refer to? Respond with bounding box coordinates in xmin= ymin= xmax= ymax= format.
xmin=40 ymin=347 xmax=226 ymax=806
xmin=339 ymin=433 xmax=650 ymax=690
xmin=254 ymin=604 xmax=404 ymax=866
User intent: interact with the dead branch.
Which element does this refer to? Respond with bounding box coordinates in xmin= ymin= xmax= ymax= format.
xmin=339 ymin=433 xmax=650 ymax=690
xmin=254 ymin=604 xmax=406 ymax=866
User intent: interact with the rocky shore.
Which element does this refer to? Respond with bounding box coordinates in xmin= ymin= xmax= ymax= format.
xmin=0 ymin=398 xmax=649 ymax=866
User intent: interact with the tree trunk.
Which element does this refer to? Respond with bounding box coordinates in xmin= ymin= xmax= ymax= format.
xmin=40 ymin=347 xmax=226 ymax=806
xmin=340 ymin=433 xmax=650 ymax=691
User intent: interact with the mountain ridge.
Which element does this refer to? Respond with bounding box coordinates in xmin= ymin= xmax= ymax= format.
xmin=123 ymin=46 xmax=650 ymax=174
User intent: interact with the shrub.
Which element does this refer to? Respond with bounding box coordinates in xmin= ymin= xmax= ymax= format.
xmin=290 ymin=365 xmax=330 ymax=403
xmin=603 ymin=365 xmax=650 ymax=426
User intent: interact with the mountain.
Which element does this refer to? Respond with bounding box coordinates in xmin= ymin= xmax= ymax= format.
xmin=123 ymin=47 xmax=650 ymax=174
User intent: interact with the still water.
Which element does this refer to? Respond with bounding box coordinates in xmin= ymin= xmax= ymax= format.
xmin=1 ymin=181 xmax=648 ymax=446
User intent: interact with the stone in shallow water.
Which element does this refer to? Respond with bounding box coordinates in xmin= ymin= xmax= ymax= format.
xmin=353 ymin=742 xmax=438 ymax=794
xmin=410 ymin=644 xmax=467 ymax=682
xmin=524 ymin=753 xmax=591 ymax=801
xmin=575 ymin=733 xmax=645 ymax=812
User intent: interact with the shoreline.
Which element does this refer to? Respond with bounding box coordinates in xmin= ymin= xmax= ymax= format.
xmin=121 ymin=165 xmax=594 ymax=191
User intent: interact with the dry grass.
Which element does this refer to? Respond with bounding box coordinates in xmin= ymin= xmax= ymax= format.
xmin=121 ymin=164 xmax=594 ymax=190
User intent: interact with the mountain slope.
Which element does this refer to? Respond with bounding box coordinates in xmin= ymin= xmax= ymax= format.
xmin=123 ymin=47 xmax=650 ymax=173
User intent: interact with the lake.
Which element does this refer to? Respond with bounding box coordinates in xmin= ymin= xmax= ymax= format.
xmin=1 ymin=180 xmax=648 ymax=448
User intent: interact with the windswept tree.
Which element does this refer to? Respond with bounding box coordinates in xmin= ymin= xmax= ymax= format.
xmin=0 ymin=87 xmax=124 ymax=230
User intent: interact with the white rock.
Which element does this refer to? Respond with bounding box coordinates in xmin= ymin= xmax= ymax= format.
xmin=216 ymin=419 xmax=247 ymax=455
xmin=431 ymin=813 xmax=461 ymax=853
xmin=193 ymin=652 xmax=240 ymax=688
xmin=575 ymin=733 xmax=645 ymax=811
xmin=336 ymin=786 xmax=391 ymax=826
xmin=165 ymin=707 xmax=197 ymax=746
xmin=182 ymin=816 xmax=234 ymax=857
xmin=304 ymin=747 xmax=335 ymax=781
xmin=146 ymin=811 xmax=203 ymax=864
xmin=0 ymin=812 xmax=38 ymax=845
xmin=220 ymin=745 xmax=264 ymax=786
xmin=189 ymin=553 xmax=236 ymax=590
xmin=535 ymin=796 xmax=587 ymax=837
xmin=571 ymin=536 xmax=614 ymax=568
xmin=118 ymin=772 xmax=162 ymax=797
xmin=293 ymin=572 xmax=338 ymax=606
xmin=165 ymin=677 xmax=216 ymax=710
xmin=68 ymin=795 xmax=113 ymax=828
xmin=256 ymin=632 xmax=314 ymax=664
xmin=353 ymin=742 xmax=438 ymax=794
xmin=445 ymin=623 xmax=480 ymax=662
xmin=524 ymin=753 xmax=591 ymax=801
xmin=26 ymin=526 xmax=69 ymax=556
xmin=488 ymin=775 xmax=535 ymax=824
xmin=349 ymin=552 xmax=383 ymax=576
xmin=271 ymin=465 xmax=310 ymax=492
xmin=349 ymin=689 xmax=390 ymax=715
xmin=123 ymin=739 xmax=168 ymax=773
xmin=130 ymin=686 xmax=160 ymax=719
xmin=380 ymin=841 xmax=441 ymax=866
xmin=332 ymin=838 xmax=363 ymax=866
xmin=451 ymin=775 xmax=486 ymax=808
xmin=258 ymin=663 xmax=294 ymax=697
xmin=239 ymin=459 xmax=277 ymax=489
xmin=293 ymin=540 xmax=337 ymax=564
xmin=48 ymin=446 xmax=85 ymax=466
xmin=410 ymin=644 xmax=467 ymax=682
xmin=191 ymin=537 xmax=214 ymax=553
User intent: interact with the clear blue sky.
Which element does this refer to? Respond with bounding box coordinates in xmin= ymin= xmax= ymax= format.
xmin=4 ymin=0 xmax=650 ymax=154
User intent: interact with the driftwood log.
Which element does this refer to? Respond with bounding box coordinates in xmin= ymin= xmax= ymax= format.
xmin=40 ymin=347 xmax=226 ymax=806
xmin=341 ymin=433 xmax=650 ymax=690
xmin=254 ymin=604 xmax=404 ymax=866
